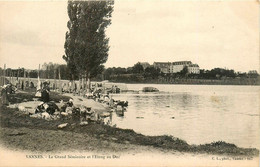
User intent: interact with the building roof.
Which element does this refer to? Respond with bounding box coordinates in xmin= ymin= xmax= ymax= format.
xmin=188 ymin=64 xmax=199 ymax=67
xmin=153 ymin=62 xmax=171 ymax=65
xmin=172 ymin=61 xmax=192 ymax=65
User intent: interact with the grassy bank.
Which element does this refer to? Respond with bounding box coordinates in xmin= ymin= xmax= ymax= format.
xmin=0 ymin=90 xmax=258 ymax=156
xmin=8 ymin=88 xmax=70 ymax=103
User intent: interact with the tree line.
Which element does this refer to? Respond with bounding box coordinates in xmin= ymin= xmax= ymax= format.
xmin=0 ymin=63 xmax=70 ymax=80
xmin=1 ymin=62 xmax=257 ymax=83
xmin=103 ymin=63 xmax=259 ymax=83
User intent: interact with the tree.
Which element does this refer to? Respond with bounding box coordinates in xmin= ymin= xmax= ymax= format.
xmin=132 ymin=63 xmax=144 ymax=74
xmin=63 ymin=0 xmax=114 ymax=90
xmin=248 ymin=70 xmax=259 ymax=78
xmin=179 ymin=66 xmax=188 ymax=77
xmin=144 ymin=66 xmax=160 ymax=79
xmin=126 ymin=67 xmax=133 ymax=73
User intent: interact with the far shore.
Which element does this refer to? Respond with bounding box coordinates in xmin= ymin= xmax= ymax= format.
xmin=103 ymin=78 xmax=260 ymax=86
xmin=1 ymin=76 xmax=260 ymax=87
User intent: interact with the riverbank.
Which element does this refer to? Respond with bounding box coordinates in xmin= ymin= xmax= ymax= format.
xmin=107 ymin=78 xmax=260 ymax=86
xmin=0 ymin=89 xmax=258 ymax=157
xmin=1 ymin=77 xmax=260 ymax=89
xmin=103 ymin=73 xmax=260 ymax=85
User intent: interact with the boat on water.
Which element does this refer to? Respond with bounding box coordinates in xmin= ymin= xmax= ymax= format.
xmin=142 ymin=87 xmax=159 ymax=92
xmin=91 ymin=81 xmax=128 ymax=94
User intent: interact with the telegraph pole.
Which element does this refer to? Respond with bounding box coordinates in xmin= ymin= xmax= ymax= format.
xmin=59 ymin=67 xmax=61 ymax=93
xmin=17 ymin=67 xmax=20 ymax=80
xmin=38 ymin=64 xmax=40 ymax=77
xmin=3 ymin=64 xmax=6 ymax=85
xmin=54 ymin=68 xmax=57 ymax=91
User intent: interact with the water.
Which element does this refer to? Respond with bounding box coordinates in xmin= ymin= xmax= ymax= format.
xmin=110 ymin=84 xmax=260 ymax=148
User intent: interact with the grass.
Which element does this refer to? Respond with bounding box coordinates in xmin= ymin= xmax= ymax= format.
xmin=7 ymin=88 xmax=70 ymax=104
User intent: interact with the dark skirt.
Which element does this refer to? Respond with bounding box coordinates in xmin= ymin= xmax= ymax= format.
xmin=41 ymin=90 xmax=50 ymax=103
xmin=1 ymin=89 xmax=9 ymax=105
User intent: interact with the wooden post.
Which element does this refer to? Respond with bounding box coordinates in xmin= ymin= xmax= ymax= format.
xmin=78 ymin=76 xmax=81 ymax=96
xmin=3 ymin=64 xmax=6 ymax=85
xmin=47 ymin=66 xmax=49 ymax=79
xmin=17 ymin=68 xmax=19 ymax=80
xmin=27 ymin=70 xmax=30 ymax=84
xmin=23 ymin=68 xmax=26 ymax=89
xmin=79 ymin=76 xmax=81 ymax=90
xmin=9 ymin=69 xmax=11 ymax=84
xmin=12 ymin=70 xmax=14 ymax=84
xmin=54 ymin=68 xmax=56 ymax=91
xmin=11 ymin=71 xmax=13 ymax=84
xmin=101 ymin=73 xmax=104 ymax=81
xmin=87 ymin=77 xmax=90 ymax=93
xmin=72 ymin=79 xmax=75 ymax=94
xmin=82 ymin=76 xmax=85 ymax=90
xmin=38 ymin=64 xmax=40 ymax=77
xmin=58 ymin=67 xmax=61 ymax=93
xmin=18 ymin=67 xmax=21 ymax=88
xmin=23 ymin=68 xmax=26 ymax=79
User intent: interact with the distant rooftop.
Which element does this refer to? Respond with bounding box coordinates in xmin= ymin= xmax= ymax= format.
xmin=172 ymin=61 xmax=192 ymax=65
xmin=188 ymin=64 xmax=199 ymax=67
xmin=153 ymin=62 xmax=171 ymax=64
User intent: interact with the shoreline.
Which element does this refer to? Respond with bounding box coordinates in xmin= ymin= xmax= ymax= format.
xmin=0 ymin=89 xmax=259 ymax=157
xmin=1 ymin=76 xmax=260 ymax=87
xmin=98 ymin=80 xmax=260 ymax=86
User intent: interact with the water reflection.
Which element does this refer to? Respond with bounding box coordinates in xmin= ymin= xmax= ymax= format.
xmin=109 ymin=85 xmax=259 ymax=148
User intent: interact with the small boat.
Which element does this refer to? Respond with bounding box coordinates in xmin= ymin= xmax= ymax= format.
xmin=142 ymin=87 xmax=159 ymax=92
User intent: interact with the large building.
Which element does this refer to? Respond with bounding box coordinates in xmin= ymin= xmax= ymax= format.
xmin=154 ymin=61 xmax=200 ymax=74
xmin=187 ymin=64 xmax=200 ymax=74
xmin=153 ymin=62 xmax=171 ymax=73
xmin=170 ymin=61 xmax=192 ymax=73
xmin=139 ymin=62 xmax=151 ymax=70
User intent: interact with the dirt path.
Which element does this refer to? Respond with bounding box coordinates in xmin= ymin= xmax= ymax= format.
xmin=0 ymin=126 xmax=140 ymax=153
xmin=0 ymin=126 xmax=258 ymax=167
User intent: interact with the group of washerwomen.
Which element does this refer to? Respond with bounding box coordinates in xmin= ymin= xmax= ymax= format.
xmin=1 ymin=80 xmax=36 ymax=106
xmin=90 ymin=90 xmax=129 ymax=113
xmin=0 ymin=83 xmax=17 ymax=106
xmin=34 ymin=98 xmax=96 ymax=123
xmin=37 ymin=80 xmax=128 ymax=111
xmin=34 ymin=81 xmax=97 ymax=123
xmin=60 ymin=82 xmax=120 ymax=96
xmin=69 ymin=83 xmax=128 ymax=110
xmin=1 ymin=79 xmax=40 ymax=106
xmin=1 ymin=79 xmax=127 ymax=122
xmin=59 ymin=85 xmax=129 ymax=118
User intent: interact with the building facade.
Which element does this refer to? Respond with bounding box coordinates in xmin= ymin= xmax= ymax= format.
xmin=170 ymin=61 xmax=192 ymax=73
xmin=187 ymin=64 xmax=200 ymax=74
xmin=153 ymin=62 xmax=171 ymax=73
xmin=154 ymin=61 xmax=199 ymax=74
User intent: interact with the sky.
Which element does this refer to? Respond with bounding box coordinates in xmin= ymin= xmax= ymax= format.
xmin=0 ymin=1 xmax=259 ymax=73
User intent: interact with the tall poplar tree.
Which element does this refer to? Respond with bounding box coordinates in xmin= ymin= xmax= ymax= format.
xmin=63 ymin=0 xmax=114 ymax=90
